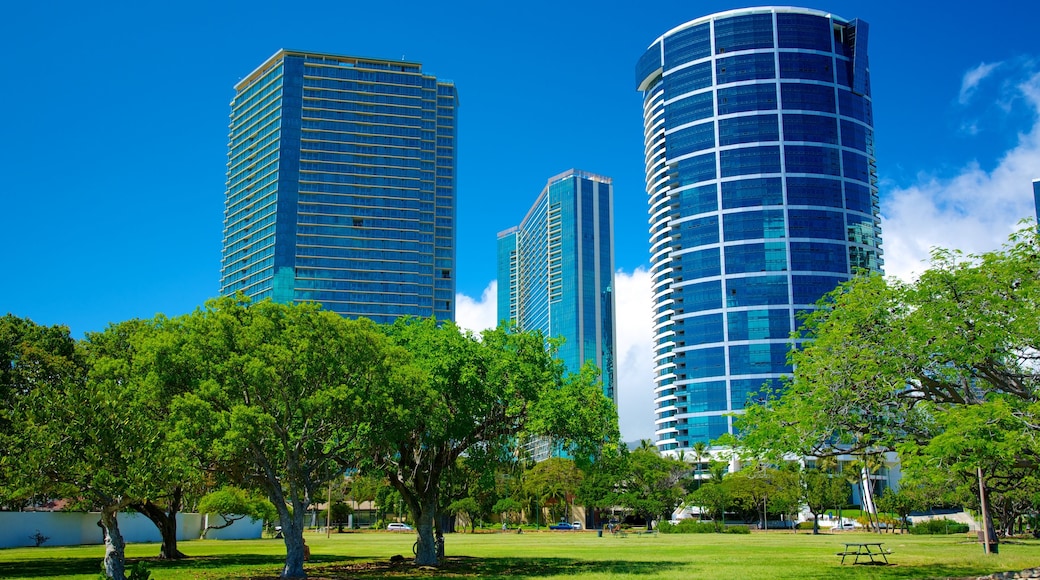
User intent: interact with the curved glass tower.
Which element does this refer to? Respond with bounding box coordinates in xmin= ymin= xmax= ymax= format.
xmin=635 ymin=7 xmax=883 ymax=452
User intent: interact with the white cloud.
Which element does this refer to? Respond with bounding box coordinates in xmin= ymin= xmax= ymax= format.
xmin=882 ymin=69 xmax=1040 ymax=282
xmin=455 ymin=280 xmax=498 ymax=333
xmin=959 ymin=61 xmax=1001 ymax=105
xmin=613 ymin=267 xmax=656 ymax=444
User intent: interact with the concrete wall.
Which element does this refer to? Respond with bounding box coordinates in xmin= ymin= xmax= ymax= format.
xmin=0 ymin=512 xmax=262 ymax=548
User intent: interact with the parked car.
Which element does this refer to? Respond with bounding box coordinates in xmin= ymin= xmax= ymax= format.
xmin=549 ymin=522 xmax=576 ymax=530
xmin=571 ymin=521 xmax=583 ymax=530
xmin=387 ymin=522 xmax=413 ymax=531
xmin=832 ymin=521 xmax=859 ymax=530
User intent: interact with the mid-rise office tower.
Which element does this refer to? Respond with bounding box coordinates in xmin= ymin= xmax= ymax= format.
xmin=498 ymin=170 xmax=617 ymax=458
xmin=221 ymin=49 xmax=458 ymax=323
xmin=635 ymin=7 xmax=883 ymax=452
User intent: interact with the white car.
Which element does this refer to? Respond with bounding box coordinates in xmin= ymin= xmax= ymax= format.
xmin=832 ymin=521 xmax=859 ymax=530
xmin=386 ymin=522 xmax=413 ymax=531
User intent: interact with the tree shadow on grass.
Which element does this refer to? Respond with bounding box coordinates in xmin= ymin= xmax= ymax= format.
xmin=293 ymin=556 xmax=688 ymax=580
xmin=0 ymin=553 xmax=366 ymax=579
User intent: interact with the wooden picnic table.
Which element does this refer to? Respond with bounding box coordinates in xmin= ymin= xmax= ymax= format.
xmin=837 ymin=542 xmax=890 ymax=565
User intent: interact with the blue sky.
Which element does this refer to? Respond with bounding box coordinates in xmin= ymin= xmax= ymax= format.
xmin=5 ymin=1 xmax=1040 ymax=441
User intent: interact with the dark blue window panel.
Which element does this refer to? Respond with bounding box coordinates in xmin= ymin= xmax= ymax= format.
xmin=728 ymin=309 xmax=791 ymax=341
xmin=731 ymin=377 xmax=784 ymax=410
xmin=720 ymin=146 xmax=781 ymax=177
xmin=779 ymin=52 xmax=833 ymax=82
xmin=669 ymin=122 xmax=716 ymax=157
xmin=786 ymin=176 xmax=843 ymax=207
xmin=714 ymin=13 xmax=775 ymax=53
xmin=718 ymin=114 xmax=779 ymax=146
xmin=716 ymin=53 xmax=776 ymax=84
xmin=718 ymin=84 xmax=778 ymax=115
xmin=730 ymin=343 xmax=792 ymax=375
xmin=843 ymin=150 xmax=870 ymax=183
xmin=666 ymin=92 xmax=715 ymax=128
xmin=726 ymin=275 xmax=790 ymax=307
xmin=723 ymin=210 xmax=785 ymax=241
xmin=835 ymin=59 xmax=852 ymax=87
xmin=848 ymin=19 xmax=870 ymax=97
xmin=636 ymin=41 xmax=662 ymax=89
xmin=790 ymin=241 xmax=849 ymax=273
xmin=838 ymin=89 xmax=873 ymax=124
xmin=673 ymin=152 xmax=717 ymax=185
xmin=686 ymin=347 xmax=727 ymax=379
xmin=784 ymin=145 xmax=841 ymax=175
xmin=681 ymin=215 xmax=720 ymax=246
xmin=680 ymin=183 xmax=718 ymax=215
xmin=780 ymin=82 xmax=836 ymax=113
xmin=783 ymin=113 xmax=838 ymax=144
xmin=681 ymin=247 xmax=721 ymax=278
xmin=725 ymin=242 xmax=788 ymax=273
xmin=845 ymin=182 xmax=872 ymax=214
xmin=788 ymin=209 xmax=845 ymax=240
xmin=840 ymin=120 xmax=873 ymax=152
xmin=686 ymin=381 xmax=727 ymax=412
xmin=682 ymin=280 xmax=723 ymax=311
xmin=665 ymin=62 xmax=713 ymax=98
xmin=776 ymin=13 xmax=832 ymax=51
xmin=793 ymin=274 xmax=844 ymax=305
xmin=664 ymin=23 xmax=711 ymax=69
xmin=722 ymin=177 xmax=782 ymax=209
xmin=686 ymin=313 xmax=725 ymax=345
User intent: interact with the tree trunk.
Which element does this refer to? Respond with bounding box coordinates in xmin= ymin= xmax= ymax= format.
xmin=978 ymin=468 xmax=998 ymax=554
xmin=414 ymin=489 xmax=440 ymax=566
xmin=812 ymin=513 xmax=819 ymax=535
xmin=276 ymin=500 xmax=308 ymax=578
xmin=131 ymin=490 xmax=186 ymax=559
xmin=100 ymin=506 xmax=126 ymax=580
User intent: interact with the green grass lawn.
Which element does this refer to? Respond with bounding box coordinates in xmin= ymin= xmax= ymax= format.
xmin=1 ymin=530 xmax=1038 ymax=579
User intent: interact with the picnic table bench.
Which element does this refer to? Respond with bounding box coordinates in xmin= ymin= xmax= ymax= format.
xmin=837 ymin=542 xmax=891 ymax=565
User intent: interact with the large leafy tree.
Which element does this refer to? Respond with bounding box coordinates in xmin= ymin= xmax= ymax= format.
xmin=157 ymin=297 xmax=396 ymax=578
xmin=616 ymin=447 xmax=689 ymax=529
xmin=18 ymin=320 xmax=179 ymax=579
xmin=367 ymin=318 xmax=619 ymax=565
xmin=523 ymin=457 xmax=584 ymax=524
xmin=0 ymin=314 xmax=81 ymax=507
xmin=736 ymin=226 xmax=1040 ymax=547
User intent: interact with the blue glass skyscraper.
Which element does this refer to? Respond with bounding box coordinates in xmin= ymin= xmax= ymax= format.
xmin=498 ymin=169 xmax=617 ymax=402
xmin=221 ymin=50 xmax=458 ymax=323
xmin=636 ymin=7 xmax=883 ymax=451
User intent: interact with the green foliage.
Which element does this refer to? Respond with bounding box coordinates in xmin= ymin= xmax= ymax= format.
xmin=197 ymin=486 xmax=277 ymax=535
xmin=657 ymin=520 xmax=717 ymax=533
xmin=909 ymin=519 xmax=970 ymax=535
xmin=723 ymin=525 xmax=751 ymax=534
xmin=615 ymin=448 xmax=689 ymax=526
xmin=523 ymin=457 xmax=584 ymax=523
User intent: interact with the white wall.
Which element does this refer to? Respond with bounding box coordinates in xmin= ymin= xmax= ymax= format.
xmin=0 ymin=512 xmax=262 ymax=548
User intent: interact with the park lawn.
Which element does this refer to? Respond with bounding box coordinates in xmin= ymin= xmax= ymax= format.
xmin=1 ymin=530 xmax=1038 ymax=579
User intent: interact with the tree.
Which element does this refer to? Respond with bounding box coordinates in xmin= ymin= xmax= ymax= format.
xmin=523 ymin=457 xmax=584 ymax=524
xmin=446 ymin=497 xmax=481 ymax=533
xmin=687 ymin=481 xmax=730 ymax=532
xmin=617 ymin=448 xmax=691 ymax=529
xmin=874 ymin=487 xmax=920 ymax=534
xmin=735 ymin=226 xmax=1040 ymax=549
xmin=492 ymin=498 xmax=523 ymax=526
xmin=0 ymin=315 xmax=81 ymax=508
xmin=367 ymin=318 xmax=619 ymax=565
xmin=802 ymin=469 xmax=848 ymax=534
xmin=197 ymin=486 xmax=276 ymax=537
xmin=18 ymin=320 xmax=174 ymax=579
xmin=160 ymin=297 xmax=396 ymax=578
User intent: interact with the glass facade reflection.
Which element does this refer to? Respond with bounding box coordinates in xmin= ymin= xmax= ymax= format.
xmin=497 ymin=170 xmax=617 ymax=460
xmin=221 ymin=50 xmax=457 ymax=323
xmin=636 ymin=7 xmax=883 ymax=452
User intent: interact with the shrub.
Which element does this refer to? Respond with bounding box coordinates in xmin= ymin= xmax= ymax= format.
xmin=724 ymin=525 xmax=751 ymax=534
xmin=795 ymin=521 xmax=815 ymax=530
xmin=909 ymin=519 xmax=969 ymax=535
xmin=659 ymin=520 xmax=726 ymax=534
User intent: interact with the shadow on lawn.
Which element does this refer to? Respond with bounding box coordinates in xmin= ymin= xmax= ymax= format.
xmin=295 ymin=556 xmax=688 ymax=579
xmin=0 ymin=553 xmax=364 ymax=578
